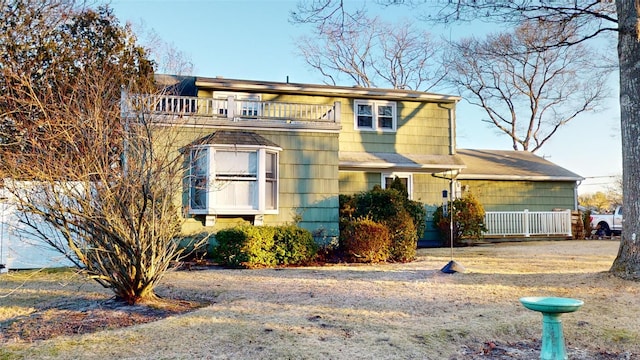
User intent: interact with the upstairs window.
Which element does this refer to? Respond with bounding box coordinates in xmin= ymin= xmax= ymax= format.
xmin=188 ymin=146 xmax=279 ymax=215
xmin=354 ymin=100 xmax=397 ymax=131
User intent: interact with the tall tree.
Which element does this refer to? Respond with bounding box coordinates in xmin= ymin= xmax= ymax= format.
xmin=291 ymin=0 xmax=640 ymax=279
xmin=295 ymin=12 xmax=445 ymax=90
xmin=0 ymin=0 xmax=191 ymax=304
xmin=447 ymin=20 xmax=608 ymax=152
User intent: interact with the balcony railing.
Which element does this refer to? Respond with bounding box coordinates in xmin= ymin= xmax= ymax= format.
xmin=122 ymin=93 xmax=341 ymax=123
xmin=484 ymin=209 xmax=572 ymax=237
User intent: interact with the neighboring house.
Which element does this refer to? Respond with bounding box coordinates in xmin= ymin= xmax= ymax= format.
xmin=456 ymin=149 xmax=583 ymax=212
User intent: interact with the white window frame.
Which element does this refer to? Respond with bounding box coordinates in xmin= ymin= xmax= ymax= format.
xmin=354 ymin=99 xmax=397 ymax=132
xmin=188 ymin=145 xmax=279 ymax=215
xmin=381 ymin=172 xmax=413 ymax=200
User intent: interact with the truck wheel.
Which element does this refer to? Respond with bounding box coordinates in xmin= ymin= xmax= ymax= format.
xmin=598 ymin=222 xmax=612 ymax=237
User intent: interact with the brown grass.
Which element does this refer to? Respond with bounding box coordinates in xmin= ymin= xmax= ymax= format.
xmin=1 ymin=240 xmax=639 ymax=359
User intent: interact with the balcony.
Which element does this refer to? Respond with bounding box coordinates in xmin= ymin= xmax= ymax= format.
xmin=122 ymin=93 xmax=341 ymax=130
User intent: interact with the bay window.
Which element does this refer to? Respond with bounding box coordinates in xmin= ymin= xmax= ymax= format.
xmin=188 ymin=145 xmax=279 ymax=215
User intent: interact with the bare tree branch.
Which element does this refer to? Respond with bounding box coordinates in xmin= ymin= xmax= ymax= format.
xmin=446 ymin=21 xmax=609 ymax=153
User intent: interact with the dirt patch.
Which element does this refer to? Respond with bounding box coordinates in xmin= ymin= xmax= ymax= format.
xmin=0 ymin=295 xmax=207 ymax=343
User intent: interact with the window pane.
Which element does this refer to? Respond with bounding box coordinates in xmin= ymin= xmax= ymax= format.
xmin=357 ymin=104 xmax=373 ymax=128
xmin=215 ymin=151 xmax=257 ymax=176
xmin=357 ymin=104 xmax=372 ymax=116
xmin=385 ymin=177 xmax=408 ymax=189
xmin=216 ymin=181 xmax=256 ymax=207
xmin=378 ymin=116 xmax=393 ymax=129
xmin=266 ymin=152 xmax=277 ymax=179
xmin=190 ymin=149 xmax=208 ymax=210
xmin=190 ymin=177 xmax=207 ymax=210
xmin=378 ymin=105 xmax=394 ymax=129
xmin=191 ymin=149 xmax=208 ymax=176
xmin=266 ymin=179 xmax=277 ymax=209
xmin=378 ymin=105 xmax=393 ymax=117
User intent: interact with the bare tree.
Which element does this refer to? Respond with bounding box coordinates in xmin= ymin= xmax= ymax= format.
xmin=447 ymin=20 xmax=608 ymax=152
xmin=0 ymin=0 xmax=193 ymax=304
xmin=296 ymin=14 xmax=445 ymax=90
xmin=129 ymin=21 xmax=195 ymax=76
xmin=290 ymin=0 xmax=640 ymax=280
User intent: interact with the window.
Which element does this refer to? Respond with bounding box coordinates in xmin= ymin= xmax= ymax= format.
xmin=354 ymin=100 xmax=397 ymax=131
xmin=188 ymin=146 xmax=279 ymax=215
xmin=382 ymin=173 xmax=413 ymax=199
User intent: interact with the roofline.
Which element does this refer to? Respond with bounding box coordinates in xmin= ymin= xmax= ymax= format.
xmin=457 ymin=174 xmax=585 ymax=181
xmin=192 ymin=76 xmax=461 ymax=103
xmin=340 ymin=162 xmax=466 ymax=172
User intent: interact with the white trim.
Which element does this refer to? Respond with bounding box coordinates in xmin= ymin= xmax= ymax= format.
xmin=353 ymin=99 xmax=397 ymax=132
xmin=187 ymin=145 xmax=280 ymax=217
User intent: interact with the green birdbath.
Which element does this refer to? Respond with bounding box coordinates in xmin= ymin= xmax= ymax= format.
xmin=520 ymin=297 xmax=584 ymax=360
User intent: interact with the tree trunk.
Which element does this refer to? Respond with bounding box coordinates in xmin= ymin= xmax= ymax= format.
xmin=610 ymin=0 xmax=640 ymax=279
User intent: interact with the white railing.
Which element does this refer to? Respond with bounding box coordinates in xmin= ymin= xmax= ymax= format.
xmin=484 ymin=209 xmax=572 ymax=237
xmin=123 ymin=93 xmax=341 ymax=123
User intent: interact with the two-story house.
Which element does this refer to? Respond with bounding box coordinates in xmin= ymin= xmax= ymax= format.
xmin=142 ymin=74 xmax=466 ymax=243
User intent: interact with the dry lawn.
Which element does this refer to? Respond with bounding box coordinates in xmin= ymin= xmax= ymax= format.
xmin=1 ymin=240 xmax=639 ymax=359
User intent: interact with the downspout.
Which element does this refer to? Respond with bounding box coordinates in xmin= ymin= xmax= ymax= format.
xmin=449 ymin=105 xmax=456 ymax=155
xmin=574 ymin=180 xmax=582 ymax=211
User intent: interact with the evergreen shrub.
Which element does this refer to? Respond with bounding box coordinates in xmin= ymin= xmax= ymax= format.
xmin=340 ymin=217 xmax=391 ymax=263
xmin=214 ymin=225 xmax=316 ymax=268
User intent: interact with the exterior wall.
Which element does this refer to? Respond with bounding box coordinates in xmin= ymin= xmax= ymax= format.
xmin=459 ymin=180 xmax=577 ymax=212
xmin=186 ymin=86 xmax=457 ymax=247
xmin=173 ymin=126 xmax=339 ymax=240
xmin=339 ymin=100 xmax=453 ymax=154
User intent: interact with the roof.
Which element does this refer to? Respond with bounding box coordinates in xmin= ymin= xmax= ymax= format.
xmin=339 ymin=151 xmax=466 ymax=173
xmin=155 ymin=74 xmax=461 ymax=103
xmin=185 ymin=131 xmax=282 ymax=150
xmin=456 ymin=149 xmax=584 ymax=181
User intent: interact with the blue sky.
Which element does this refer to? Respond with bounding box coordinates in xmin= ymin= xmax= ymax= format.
xmin=106 ymin=0 xmax=622 ymax=194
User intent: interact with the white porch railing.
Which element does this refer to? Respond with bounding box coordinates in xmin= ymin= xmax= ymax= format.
xmin=484 ymin=209 xmax=572 ymax=237
xmin=123 ymin=93 xmax=341 ymax=123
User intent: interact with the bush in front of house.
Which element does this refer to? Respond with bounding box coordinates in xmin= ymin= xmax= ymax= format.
xmin=273 ymin=225 xmax=318 ymax=265
xmin=337 ymin=182 xmax=425 ymax=263
xmin=340 ymin=217 xmax=391 ymax=263
xmin=433 ymin=193 xmax=487 ymax=247
xmin=386 ymin=211 xmax=418 ymax=262
xmin=213 ymin=225 xmax=316 ymax=268
xmin=214 ymin=225 xmax=276 ymax=268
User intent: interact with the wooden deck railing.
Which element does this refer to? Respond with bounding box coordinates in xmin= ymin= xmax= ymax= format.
xmin=484 ymin=209 xmax=572 ymax=237
xmin=123 ymin=93 xmax=341 ymax=123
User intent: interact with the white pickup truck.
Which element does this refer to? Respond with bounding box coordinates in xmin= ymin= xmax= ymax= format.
xmin=590 ymin=206 xmax=623 ymax=236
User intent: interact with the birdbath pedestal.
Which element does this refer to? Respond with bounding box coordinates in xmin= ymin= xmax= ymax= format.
xmin=519 ymin=296 xmax=584 ymax=360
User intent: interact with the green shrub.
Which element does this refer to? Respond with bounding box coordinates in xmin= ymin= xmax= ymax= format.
xmin=338 ymin=182 xmax=426 ymax=263
xmin=214 ymin=225 xmax=317 ymax=268
xmin=213 ymin=226 xmax=276 ymax=268
xmin=386 ymin=211 xmax=418 ymax=262
xmin=340 ymin=217 xmax=391 ymax=263
xmin=273 ymin=225 xmax=317 ymax=265
xmin=433 ymin=193 xmax=487 ymax=247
